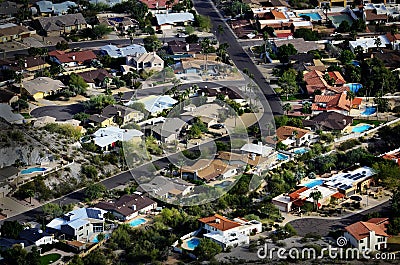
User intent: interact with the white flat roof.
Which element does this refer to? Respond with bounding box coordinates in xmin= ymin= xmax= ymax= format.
xmin=324 ymin=166 xmax=375 ymax=190
xmin=204 ymin=231 xmax=248 ymax=245
xmin=299 ymin=185 xmax=337 ymax=203
xmin=93 ymin=126 xmax=143 ymax=147
xmin=240 ymin=143 xmax=274 ymax=156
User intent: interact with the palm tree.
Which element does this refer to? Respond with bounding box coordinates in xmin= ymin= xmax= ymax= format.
xmin=374 ymin=37 xmax=382 ymax=50
xmin=26 ymin=189 xmax=34 ymax=204
xmin=166 ymin=163 xmax=177 ymax=177
xmin=177 ymin=160 xmax=186 ymax=179
xmin=346 ymin=90 xmax=356 ymax=115
xmin=390 ymin=26 xmax=399 ymax=50
xmin=201 ymin=38 xmax=212 ymax=73
xmin=321 ymin=2 xmax=331 ymax=25
xmin=283 ymin=103 xmax=292 ymax=114
xmin=309 ymin=190 xmax=323 ymax=211
xmin=217 ymin=24 xmax=224 ymax=35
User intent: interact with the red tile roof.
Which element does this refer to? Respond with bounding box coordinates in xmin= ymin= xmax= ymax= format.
xmin=312 ymin=92 xmax=350 ymax=112
xmin=271 ymin=10 xmax=286 ymax=19
xmin=328 ymin=71 xmax=346 ymax=85
xmin=198 ymin=214 xmax=242 ymax=231
xmin=276 ymin=126 xmax=310 ymax=141
xmin=345 ymin=221 xmax=388 ymax=241
xmin=289 ymin=187 xmax=308 ymax=200
xmin=364 ymin=9 xmax=388 ymax=21
xmin=49 ymin=50 xmax=97 ymax=63
xmin=139 ymin=0 xmax=178 ymax=9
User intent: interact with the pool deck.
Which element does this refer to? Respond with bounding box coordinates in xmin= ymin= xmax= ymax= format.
xmin=123 ymin=215 xmax=151 ymax=227
xmin=344 ymin=123 xmax=373 ymax=134
xmin=181 ymin=236 xmax=201 ymax=251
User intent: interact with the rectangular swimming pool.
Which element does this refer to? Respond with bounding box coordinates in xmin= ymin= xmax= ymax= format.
xmin=20 ymin=167 xmax=47 ymax=175
xmin=302 ymin=179 xmax=324 ymax=188
xmin=298 ymin=12 xmax=322 ymax=21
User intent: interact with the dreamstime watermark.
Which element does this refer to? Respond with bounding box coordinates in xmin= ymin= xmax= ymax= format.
xmin=257 ymin=236 xmax=397 ymax=260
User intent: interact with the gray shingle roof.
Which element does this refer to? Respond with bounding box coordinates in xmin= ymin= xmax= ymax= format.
xmin=37 ymin=13 xmax=87 ymax=32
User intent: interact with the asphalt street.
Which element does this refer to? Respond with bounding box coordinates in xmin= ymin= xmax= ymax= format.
xmin=30 ymin=103 xmax=84 ymax=121
xmin=192 ymin=0 xmax=283 ymax=116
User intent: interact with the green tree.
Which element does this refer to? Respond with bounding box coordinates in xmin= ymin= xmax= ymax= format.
xmin=91 ymin=24 xmax=112 ymax=39
xmin=277 ymin=44 xmax=297 ymax=63
xmin=143 ymin=35 xmax=162 ymax=52
xmin=83 ymin=250 xmax=107 ymax=265
xmin=0 ymin=221 xmax=24 ymax=239
xmin=81 ymin=165 xmax=98 ymax=179
xmin=339 ymin=50 xmax=355 ymax=64
xmin=283 ymin=103 xmax=292 ymax=114
xmin=193 ymin=238 xmax=222 ymax=261
xmin=85 ymin=183 xmax=106 ymax=200
xmin=374 ymin=37 xmax=382 ymax=50
xmin=196 ymin=15 xmax=212 ymax=32
xmin=309 ymin=190 xmax=322 ymax=211
xmin=278 ymin=69 xmax=298 ymax=100
xmin=42 ymin=203 xmax=63 ymax=218
xmin=185 ymin=34 xmax=199 ymax=43
xmin=69 ymin=73 xmax=88 ymax=95
xmin=73 ymin=112 xmax=89 ymax=122
xmin=337 ymin=21 xmax=351 ymax=33
xmin=293 ymin=28 xmax=320 ymax=41
xmin=55 ymin=41 xmax=69 ymax=50
xmin=346 ymin=90 xmax=356 ymax=115
xmin=84 ymin=94 xmax=116 ymax=111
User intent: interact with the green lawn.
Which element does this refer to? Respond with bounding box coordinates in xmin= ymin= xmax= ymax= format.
xmin=40 ymin=253 xmax=61 ymax=265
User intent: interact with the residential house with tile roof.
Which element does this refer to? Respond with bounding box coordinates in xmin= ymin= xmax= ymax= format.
xmin=311 ymin=92 xmax=351 ymax=115
xmin=77 ymin=69 xmax=112 ymax=88
xmin=151 ymin=117 xmax=186 ymax=143
xmin=276 ymin=126 xmax=316 ymax=147
xmin=36 ymin=1 xmax=77 ymax=16
xmin=19 ymin=228 xmax=55 ymax=246
xmin=139 ymin=0 xmax=178 ymax=13
xmin=181 ymin=159 xmax=238 ymax=182
xmin=0 ymin=1 xmax=18 ymax=18
xmin=88 ymin=104 xmax=144 ymax=127
xmin=18 ymin=77 xmax=66 ymax=100
xmin=49 ymin=50 xmax=97 ymax=68
xmin=304 ymin=70 xmax=348 ymax=95
xmin=167 ymin=40 xmax=202 ymax=55
xmin=138 ymin=175 xmax=194 ymax=200
xmin=126 ymin=52 xmax=164 ymax=72
xmin=363 ymin=4 xmax=389 ymax=25
xmin=95 ymin=193 xmax=157 ymax=221
xmin=36 ymin=13 xmax=87 ymax=36
xmin=0 ymin=89 xmax=18 ymax=105
xmin=344 ymin=218 xmax=389 ymax=251
xmin=0 ymin=23 xmax=31 ymax=43
xmin=198 ymin=214 xmax=262 ymax=249
xmin=302 ymin=111 xmax=353 ymax=132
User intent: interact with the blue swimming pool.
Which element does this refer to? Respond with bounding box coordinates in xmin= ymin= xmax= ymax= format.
xmin=345 ymin=83 xmax=362 ymax=93
xmin=298 ymin=12 xmax=322 ymax=20
xmin=186 ymin=238 xmax=200 ymax=250
xmin=92 ymin=233 xmax=110 ymax=243
xmin=215 ymin=181 xmax=233 ymax=188
xmin=361 ymin=107 xmax=377 ymax=116
xmin=352 ymin=124 xmax=372 ymax=133
xmin=277 ymin=153 xmax=289 ymax=161
xmin=20 ymin=167 xmax=47 ymax=175
xmin=294 ymin=148 xmax=309 ymax=155
xmin=129 ymin=218 xmax=146 ymax=227
xmin=302 ymin=179 xmax=324 ymax=188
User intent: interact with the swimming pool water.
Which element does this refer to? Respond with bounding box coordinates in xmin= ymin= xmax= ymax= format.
xmin=277 ymin=153 xmax=289 ymax=161
xmin=298 ymin=13 xmax=322 ymax=20
xmin=92 ymin=233 xmax=110 ymax=243
xmin=20 ymin=167 xmax=47 ymax=175
xmin=215 ymin=181 xmax=233 ymax=188
xmin=361 ymin=107 xmax=377 ymax=116
xmin=352 ymin=124 xmax=372 ymax=133
xmin=129 ymin=218 xmax=146 ymax=227
xmin=294 ymin=148 xmax=308 ymax=154
xmin=345 ymin=83 xmax=362 ymax=93
xmin=303 ymin=179 xmax=324 ymax=188
xmin=186 ymin=238 xmax=200 ymax=250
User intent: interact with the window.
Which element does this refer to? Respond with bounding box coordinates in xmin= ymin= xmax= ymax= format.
xmin=360 ymin=239 xmax=364 ymax=243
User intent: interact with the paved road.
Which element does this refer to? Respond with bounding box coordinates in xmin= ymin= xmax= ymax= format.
xmin=192 ymin=0 xmax=283 ymax=116
xmin=289 ymin=200 xmax=392 ymax=237
xmin=30 ymin=103 xmax=84 ymax=121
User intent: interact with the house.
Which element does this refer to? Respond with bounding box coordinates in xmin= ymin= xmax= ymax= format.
xmin=240 ymin=143 xmax=274 ymax=157
xmin=151 ymin=118 xmax=186 ymax=143
xmin=49 ymin=50 xmax=97 ymax=68
xmin=0 ymin=23 xmax=31 ymax=43
xmin=155 ymin=12 xmax=194 ymax=30
xmin=181 ymin=159 xmax=238 ymax=182
xmin=373 ymin=49 xmax=400 ymax=69
xmin=276 ymin=126 xmax=316 ymax=147
xmin=311 ymin=92 xmax=351 ymax=116
xmin=87 ymin=126 xmax=143 ymax=151
xmin=132 ymin=95 xmax=177 ymax=115
xmin=36 ymin=1 xmax=77 ymax=16
xmin=19 ymin=228 xmax=55 ymax=246
xmin=386 ymin=32 xmax=400 ymax=50
xmin=303 ymin=70 xmax=347 ymax=95
xmin=0 ymin=238 xmax=32 ymax=252
xmin=0 ymin=104 xmax=24 ymax=123
xmin=89 ymin=0 xmax=123 ymax=7
xmin=140 ymin=0 xmax=178 ymax=13
xmin=19 ymin=77 xmax=66 ymax=100
xmin=349 ymin=35 xmax=390 ymax=53
xmin=324 ymin=166 xmax=375 ymax=197
xmin=344 ymin=218 xmax=389 ymax=251
xmin=46 ymin=207 xmax=106 ymax=242
xmin=363 ymin=3 xmax=389 ymax=25
xmin=126 ymin=52 xmax=164 ymax=71
xmin=0 ymin=89 xmax=18 ymax=105
xmin=382 ymin=150 xmax=400 ymax=167
xmin=77 ymin=69 xmax=112 ymax=88
xmin=167 ymin=40 xmax=202 ymax=55
xmin=0 ymin=1 xmax=18 ymax=18
xmin=100 ymin=44 xmax=147 ymax=58
xmin=0 ymin=57 xmax=50 ymax=74
xmin=302 ymin=112 xmax=353 ymax=132
xmin=273 ymin=38 xmax=319 ymax=54
xmin=89 ymin=103 xmax=144 ymax=128
xmin=138 ymin=175 xmax=194 ymax=200
xmin=95 ymin=193 xmax=157 ymax=221
xmin=36 ymin=13 xmax=87 ymax=36
xmin=180 ymin=103 xmax=222 ymax=127
xmin=198 ymin=214 xmax=262 ymax=250
xmin=217 ymin=151 xmax=274 ymax=169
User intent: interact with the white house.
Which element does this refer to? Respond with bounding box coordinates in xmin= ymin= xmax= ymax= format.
xmin=19 ymin=228 xmax=55 ymax=246
xmin=155 ymin=12 xmax=194 ymax=30
xmin=344 ymin=218 xmax=389 ymax=251
xmin=240 ymin=143 xmax=274 ymax=157
xmin=349 ymin=35 xmax=390 ymax=53
xmin=89 ymin=126 xmax=143 ymax=151
xmin=276 ymin=126 xmax=317 ymax=147
xmin=100 ymin=44 xmax=147 ymax=58
xmin=130 ymin=95 xmax=177 ymax=115
xmin=198 ymin=214 xmax=262 ymax=249
xmin=126 ymin=52 xmax=164 ymax=71
xmin=46 ymin=207 xmax=106 ymax=242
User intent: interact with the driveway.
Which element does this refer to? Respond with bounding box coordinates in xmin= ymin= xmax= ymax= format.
xmin=30 ymin=103 xmax=84 ymax=121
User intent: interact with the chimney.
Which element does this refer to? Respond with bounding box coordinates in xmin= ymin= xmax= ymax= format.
xmin=24 ymin=62 xmax=27 ymax=68
xmin=72 ymin=55 xmax=76 ymax=60
xmin=117 ymin=110 xmax=122 ymax=117
xmin=186 ymin=44 xmax=189 ymax=52
xmin=215 ymin=218 xmax=220 ymax=223
xmin=258 ymin=142 xmax=262 ymax=146
xmin=343 ymin=119 xmax=347 ymax=125
xmin=132 ymin=204 xmax=137 ymax=211
xmin=251 ymin=153 xmax=256 ymax=160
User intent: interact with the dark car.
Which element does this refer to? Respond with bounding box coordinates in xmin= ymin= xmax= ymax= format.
xmin=156 ymin=30 xmax=163 ymax=34
xmin=210 ymin=124 xmax=224 ymax=129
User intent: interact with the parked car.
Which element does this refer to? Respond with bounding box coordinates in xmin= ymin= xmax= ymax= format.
xmin=176 ymin=33 xmax=188 ymax=38
xmin=210 ymin=124 xmax=224 ymax=129
xmin=156 ymin=30 xmax=163 ymax=34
